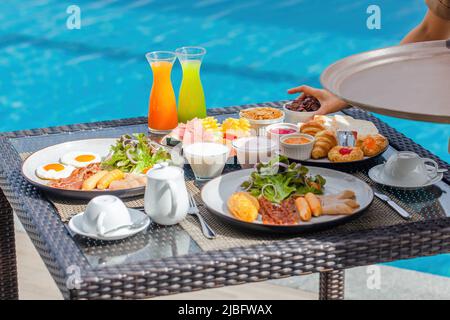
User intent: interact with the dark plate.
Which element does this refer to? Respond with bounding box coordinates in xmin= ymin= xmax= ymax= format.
xmin=201 ymin=168 xmax=374 ymax=234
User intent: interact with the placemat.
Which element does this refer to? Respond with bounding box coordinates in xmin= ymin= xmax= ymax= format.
xmin=20 ymin=153 xmax=445 ymax=252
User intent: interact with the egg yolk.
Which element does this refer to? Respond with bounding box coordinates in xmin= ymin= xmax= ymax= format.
xmin=44 ymin=163 xmax=65 ymax=172
xmin=75 ymin=154 xmax=96 ymax=162
xmin=142 ymin=166 xmax=153 ymax=174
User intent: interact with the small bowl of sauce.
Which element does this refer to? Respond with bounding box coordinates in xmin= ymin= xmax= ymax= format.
xmin=270 ymin=128 xmax=297 ymax=135
xmin=280 ymin=133 xmax=315 ymax=161
xmin=283 ymin=136 xmax=312 ymax=145
xmin=266 ymin=123 xmax=299 ymax=146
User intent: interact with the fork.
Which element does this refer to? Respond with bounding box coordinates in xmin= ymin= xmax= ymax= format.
xmin=188 ymin=193 xmax=216 ymax=239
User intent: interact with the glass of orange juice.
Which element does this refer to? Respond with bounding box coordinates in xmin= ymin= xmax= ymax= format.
xmin=145 ymin=51 xmax=178 ymax=134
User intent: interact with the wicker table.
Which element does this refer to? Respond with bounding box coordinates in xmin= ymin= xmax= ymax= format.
xmin=0 ymin=102 xmax=449 ymax=300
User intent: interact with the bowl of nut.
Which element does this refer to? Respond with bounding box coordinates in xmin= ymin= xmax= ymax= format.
xmin=283 ymin=95 xmax=321 ymax=124
xmin=239 ymin=107 xmax=285 ymax=136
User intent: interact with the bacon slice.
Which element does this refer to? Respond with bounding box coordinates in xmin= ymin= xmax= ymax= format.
xmin=49 ymin=163 xmax=101 ymax=190
xmin=259 ymin=197 xmax=299 ymax=225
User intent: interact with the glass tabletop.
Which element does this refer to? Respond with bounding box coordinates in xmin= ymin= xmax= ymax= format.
xmin=10 ymin=123 xmax=204 ymax=268
xmin=8 ymin=121 xmax=450 ymax=269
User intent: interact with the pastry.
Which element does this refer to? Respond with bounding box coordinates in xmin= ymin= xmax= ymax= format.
xmin=300 ymin=120 xmax=326 ymax=137
xmin=311 ymin=130 xmax=337 ymax=159
xmin=328 ymin=146 xmax=364 ymax=162
xmin=356 ymin=134 xmax=388 ymax=157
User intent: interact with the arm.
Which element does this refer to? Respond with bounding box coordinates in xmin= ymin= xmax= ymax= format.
xmin=401 ymin=9 xmax=450 ymax=44
xmin=290 ymin=7 xmax=450 ymax=115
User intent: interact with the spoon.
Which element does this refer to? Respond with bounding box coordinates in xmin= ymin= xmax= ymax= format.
xmin=103 ymin=216 xmax=149 ymax=235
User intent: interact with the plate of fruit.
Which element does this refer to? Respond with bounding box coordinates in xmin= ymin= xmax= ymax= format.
xmin=160 ymin=116 xmax=252 ymax=156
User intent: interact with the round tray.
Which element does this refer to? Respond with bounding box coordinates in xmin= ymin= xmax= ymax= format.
xmin=321 ymin=40 xmax=450 ymax=124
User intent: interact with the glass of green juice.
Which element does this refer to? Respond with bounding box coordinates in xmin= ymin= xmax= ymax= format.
xmin=175 ymin=46 xmax=207 ymax=123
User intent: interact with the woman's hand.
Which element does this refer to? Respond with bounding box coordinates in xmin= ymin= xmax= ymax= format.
xmin=287 ymin=85 xmax=348 ymax=115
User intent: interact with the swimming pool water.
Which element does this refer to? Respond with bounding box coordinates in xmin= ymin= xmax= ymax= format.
xmin=1 ymin=0 xmax=449 ymax=276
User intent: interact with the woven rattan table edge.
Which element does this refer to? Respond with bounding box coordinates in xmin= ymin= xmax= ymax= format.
xmin=0 ymin=101 xmax=449 ymax=300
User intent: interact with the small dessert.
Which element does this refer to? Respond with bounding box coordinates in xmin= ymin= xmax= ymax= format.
xmin=311 ymin=130 xmax=337 ymax=159
xmin=300 ymin=120 xmax=326 ymax=137
xmin=356 ymin=134 xmax=388 ymax=157
xmin=240 ymin=107 xmax=284 ymax=121
xmin=328 ymin=146 xmax=364 ymax=162
xmin=285 ymin=95 xmax=321 ymax=112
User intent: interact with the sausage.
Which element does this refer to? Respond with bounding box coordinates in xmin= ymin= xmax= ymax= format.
xmin=305 ymin=192 xmax=322 ymax=217
xmin=295 ymin=197 xmax=311 ymax=222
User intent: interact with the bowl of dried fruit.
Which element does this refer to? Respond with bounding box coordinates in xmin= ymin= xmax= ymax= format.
xmin=283 ymin=95 xmax=321 ymax=124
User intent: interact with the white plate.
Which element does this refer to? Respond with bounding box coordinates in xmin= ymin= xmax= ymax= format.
xmin=368 ymin=164 xmax=443 ymax=189
xmin=68 ymin=208 xmax=150 ymax=241
xmin=201 ymin=167 xmax=373 ymax=233
xmin=21 ymin=138 xmax=146 ymax=200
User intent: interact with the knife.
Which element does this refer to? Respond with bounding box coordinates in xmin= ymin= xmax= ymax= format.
xmin=374 ymin=191 xmax=412 ymax=220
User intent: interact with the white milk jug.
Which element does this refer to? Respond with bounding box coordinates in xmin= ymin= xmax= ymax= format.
xmin=144 ymin=163 xmax=189 ymax=225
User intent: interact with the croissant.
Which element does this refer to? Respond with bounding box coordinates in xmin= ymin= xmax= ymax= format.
xmin=311 ymin=130 xmax=337 ymax=159
xmin=356 ymin=134 xmax=388 ymax=157
xmin=300 ymin=121 xmax=326 ymax=137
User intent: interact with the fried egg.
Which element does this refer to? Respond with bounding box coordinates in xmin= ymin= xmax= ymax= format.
xmin=36 ymin=163 xmax=75 ymax=180
xmin=61 ymin=151 xmax=101 ymax=168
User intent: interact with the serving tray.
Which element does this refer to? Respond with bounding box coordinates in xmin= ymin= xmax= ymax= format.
xmin=321 ymin=40 xmax=450 ymax=124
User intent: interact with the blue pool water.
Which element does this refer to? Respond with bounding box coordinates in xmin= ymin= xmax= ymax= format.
xmin=1 ymin=0 xmax=449 ymax=276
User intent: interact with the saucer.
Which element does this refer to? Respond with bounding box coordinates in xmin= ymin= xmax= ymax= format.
xmin=68 ymin=208 xmax=150 ymax=241
xmin=368 ymin=164 xmax=443 ymax=189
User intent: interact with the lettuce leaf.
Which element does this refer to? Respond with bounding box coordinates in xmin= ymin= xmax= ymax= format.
xmin=102 ymin=133 xmax=171 ymax=173
xmin=241 ymin=155 xmax=326 ymax=203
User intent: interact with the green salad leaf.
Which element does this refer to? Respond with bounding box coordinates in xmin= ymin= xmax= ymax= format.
xmin=101 ymin=133 xmax=171 ymax=173
xmin=241 ymin=155 xmax=326 ymax=203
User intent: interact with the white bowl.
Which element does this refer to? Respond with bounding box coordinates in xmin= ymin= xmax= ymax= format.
xmin=266 ymin=123 xmax=299 ymax=146
xmin=232 ymin=136 xmax=278 ymax=169
xmin=280 ymin=133 xmax=315 ymax=161
xmin=283 ymin=103 xmax=315 ymax=124
xmin=239 ymin=108 xmax=285 ymax=136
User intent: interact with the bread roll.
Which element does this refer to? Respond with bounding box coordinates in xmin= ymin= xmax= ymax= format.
xmin=311 ymin=130 xmax=337 ymax=159
xmin=300 ymin=121 xmax=326 ymax=137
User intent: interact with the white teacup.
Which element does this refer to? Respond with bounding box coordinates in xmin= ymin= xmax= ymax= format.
xmin=82 ymin=195 xmax=132 ymax=236
xmin=382 ymin=151 xmax=439 ymax=186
